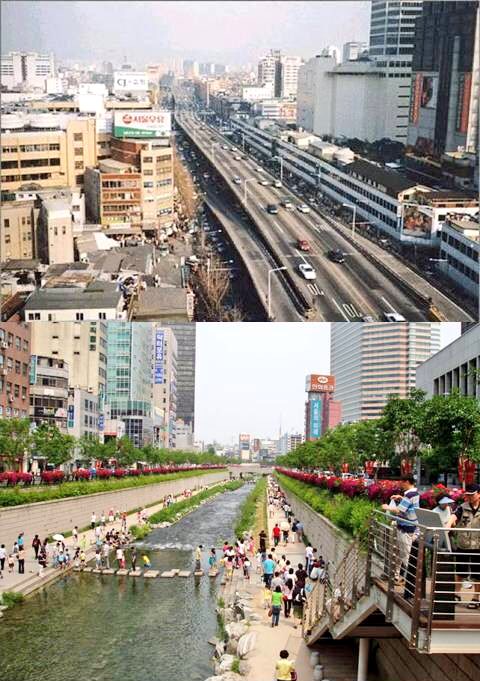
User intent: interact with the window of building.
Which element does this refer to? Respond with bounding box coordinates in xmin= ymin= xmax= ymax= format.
xmin=73 ymin=133 xmax=83 ymax=142
xmin=75 ymin=174 xmax=84 ymax=184
xmin=3 ymin=218 xmax=10 ymax=228
xmin=28 ymin=313 xmax=41 ymax=320
xmin=76 ymin=313 xmax=84 ymax=321
xmin=22 ymin=363 xmax=28 ymax=376
xmin=15 ymin=360 xmax=21 ymax=374
xmin=98 ymin=312 xmax=106 ymax=320
xmin=74 ymin=147 xmax=83 ymax=156
xmin=143 ymin=169 xmax=153 ymax=176
xmin=75 ymin=161 xmax=83 ymax=169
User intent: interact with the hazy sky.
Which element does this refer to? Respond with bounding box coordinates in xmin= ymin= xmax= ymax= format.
xmin=195 ymin=323 xmax=461 ymax=444
xmin=1 ymin=1 xmax=370 ymax=65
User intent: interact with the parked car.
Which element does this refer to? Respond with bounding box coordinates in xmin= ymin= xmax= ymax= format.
xmin=298 ymin=262 xmax=316 ymax=280
xmin=327 ymin=249 xmax=345 ymax=263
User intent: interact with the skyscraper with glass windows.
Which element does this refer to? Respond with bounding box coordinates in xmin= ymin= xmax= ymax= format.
xmin=162 ymin=323 xmax=196 ymax=430
xmin=331 ymin=322 xmax=441 ymax=423
xmin=368 ymin=0 xmax=424 ymax=142
xmin=105 ymin=322 xmax=153 ymax=447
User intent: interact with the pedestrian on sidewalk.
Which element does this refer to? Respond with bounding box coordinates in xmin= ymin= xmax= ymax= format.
xmin=268 ymin=500 xmax=275 ymax=518
xmin=95 ymin=550 xmax=102 ymax=570
xmin=280 ymin=519 xmax=290 ymax=545
xmin=259 ymin=529 xmax=267 ymax=558
xmin=263 ymin=553 xmax=275 ymax=588
xmin=271 ymin=586 xmax=283 ymax=627
xmin=295 ymin=563 xmax=308 ymax=588
xmin=274 ymin=649 xmax=296 ymax=681
xmin=17 ymin=546 xmax=25 ymax=574
xmin=295 ymin=520 xmax=304 ymax=544
xmin=38 ymin=545 xmax=47 ymax=576
xmin=108 ymin=508 xmax=114 ymax=524
xmin=8 ymin=554 xmax=15 ymax=573
xmin=272 ymin=524 xmax=281 ymax=547
xmin=305 ymin=543 xmax=313 ymax=572
xmin=292 ymin=584 xmax=307 ymax=629
xmin=283 ymin=578 xmax=294 ymax=618
xmin=18 ymin=532 xmax=25 ymax=551
xmin=80 ymin=550 xmax=86 ymax=568
xmin=101 ymin=511 xmax=106 ymax=528
xmin=32 ymin=534 xmax=41 ymax=559
xmin=243 ymin=557 xmax=251 ymax=580
xmin=91 ymin=512 xmax=96 ymax=530
xmin=102 ymin=542 xmax=110 ymax=569
xmin=0 ymin=544 xmax=6 ymax=574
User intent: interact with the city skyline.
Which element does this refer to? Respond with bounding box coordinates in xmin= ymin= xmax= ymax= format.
xmin=194 ymin=322 xmax=461 ymax=443
xmin=1 ymin=1 xmax=370 ymax=65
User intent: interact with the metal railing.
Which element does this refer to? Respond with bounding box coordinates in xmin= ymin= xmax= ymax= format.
xmin=369 ymin=510 xmax=480 ymax=651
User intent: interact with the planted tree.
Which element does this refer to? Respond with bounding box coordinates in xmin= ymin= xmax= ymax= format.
xmin=379 ymin=389 xmax=427 ymax=471
xmin=32 ymin=424 xmax=75 ymax=468
xmin=0 ymin=418 xmax=32 ymax=470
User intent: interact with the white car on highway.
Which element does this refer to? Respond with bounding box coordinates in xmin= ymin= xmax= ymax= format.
xmin=232 ymin=176 xmax=242 ymax=184
xmin=259 ymin=179 xmax=270 ymax=186
xmin=298 ymin=263 xmax=316 ymax=280
xmin=255 ymin=166 xmax=263 ymax=172
xmin=297 ymin=203 xmax=311 ymax=213
xmin=273 ymin=180 xmax=282 ymax=188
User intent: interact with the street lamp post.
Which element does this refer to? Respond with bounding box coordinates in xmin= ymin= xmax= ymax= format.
xmin=243 ymin=177 xmax=256 ymax=204
xmin=267 ymin=266 xmax=287 ymax=320
xmin=342 ymin=202 xmax=357 ymax=240
xmin=272 ymin=155 xmax=284 ymax=183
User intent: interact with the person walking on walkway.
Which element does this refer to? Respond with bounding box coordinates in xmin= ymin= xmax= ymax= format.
xmin=72 ymin=526 xmax=79 ymax=546
xmin=32 ymin=534 xmax=41 ymax=559
xmin=259 ymin=530 xmax=267 ymax=558
xmin=0 ymin=544 xmax=6 ymax=575
xmin=263 ymin=553 xmax=276 ymax=588
xmin=17 ymin=546 xmax=25 ymax=574
xmin=450 ymin=484 xmax=480 ymax=609
xmin=91 ymin=512 xmax=96 ymax=530
xmin=282 ymin=578 xmax=294 ymax=618
xmin=381 ymin=474 xmax=419 ymax=585
xmin=280 ymin=519 xmax=290 ymax=545
xmin=295 ymin=520 xmax=304 ymax=544
xmin=275 ymin=650 xmax=296 ymax=681
xmin=271 ymin=586 xmax=283 ymax=627
xmin=272 ymin=524 xmax=281 ymax=547
xmin=102 ymin=541 xmax=110 ymax=569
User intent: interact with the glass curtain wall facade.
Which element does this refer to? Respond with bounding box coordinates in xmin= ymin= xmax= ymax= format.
xmin=106 ymin=322 xmax=153 ymax=447
xmin=163 ymin=323 xmax=196 ymax=429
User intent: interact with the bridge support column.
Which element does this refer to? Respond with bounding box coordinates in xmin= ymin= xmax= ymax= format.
xmin=357 ymin=638 xmax=369 ymax=681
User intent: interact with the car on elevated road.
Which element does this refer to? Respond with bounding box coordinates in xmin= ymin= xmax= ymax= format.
xmin=273 ymin=180 xmax=282 ymax=188
xmin=267 ymin=204 xmax=279 ymax=214
xmin=232 ymin=176 xmax=242 ymax=184
xmin=327 ymin=249 xmax=345 ymax=264
xmin=298 ymin=262 xmax=316 ymax=280
xmin=297 ymin=239 xmax=311 ymax=252
xmin=297 ymin=203 xmax=311 ymax=213
xmin=383 ymin=312 xmax=406 ymax=322
xmin=281 ymin=199 xmax=294 ymax=210
xmin=259 ymin=179 xmax=270 ymax=186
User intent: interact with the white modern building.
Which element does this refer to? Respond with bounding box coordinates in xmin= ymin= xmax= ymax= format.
xmin=258 ymin=50 xmax=282 ymax=90
xmin=416 ymin=323 xmax=479 ymax=399
xmin=278 ymin=432 xmax=303 ymax=455
xmin=241 ymin=83 xmax=274 ymax=103
xmin=1 ymin=52 xmax=56 ymax=90
xmin=152 ymin=325 xmax=177 ymax=448
xmin=331 ymin=322 xmax=441 ymax=423
xmin=278 ymin=55 xmax=302 ymax=98
xmin=439 ymin=215 xmax=479 ymax=307
xmin=257 ymin=50 xmax=301 ymax=98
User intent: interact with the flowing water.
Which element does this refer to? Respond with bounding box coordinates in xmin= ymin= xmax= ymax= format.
xmin=1 ymin=484 xmax=252 ymax=681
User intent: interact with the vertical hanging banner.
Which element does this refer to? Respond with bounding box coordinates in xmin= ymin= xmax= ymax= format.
xmin=154 ymin=329 xmax=165 ymax=383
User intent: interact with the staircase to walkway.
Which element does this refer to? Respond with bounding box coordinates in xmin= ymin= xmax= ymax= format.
xmin=309 ymin=640 xmax=360 ymax=681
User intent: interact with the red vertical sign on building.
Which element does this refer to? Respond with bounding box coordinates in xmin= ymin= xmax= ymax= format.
xmin=456 ymin=73 xmax=472 ymax=134
xmin=409 ymin=73 xmax=422 ymax=124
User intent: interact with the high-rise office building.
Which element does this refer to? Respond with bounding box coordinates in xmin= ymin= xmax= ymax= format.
xmin=163 ymin=323 xmax=196 ymax=430
xmin=1 ymin=51 xmax=55 ymax=90
xmin=105 ymin=322 xmax=153 ymax=447
xmin=331 ymin=323 xmax=441 ymax=423
xmin=368 ymin=0 xmax=424 ymax=142
xmin=183 ymin=60 xmax=199 ymax=79
xmin=258 ymin=50 xmax=301 ymax=98
xmin=407 ymin=1 xmax=479 ymax=155
xmin=152 ymin=325 xmax=177 ymax=448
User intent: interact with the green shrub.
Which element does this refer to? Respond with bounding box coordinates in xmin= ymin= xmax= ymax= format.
xmin=129 ymin=524 xmax=152 ymax=540
xmin=276 ymin=472 xmax=376 ymax=542
xmin=1 ymin=591 xmax=24 ymax=607
xmin=231 ymin=658 xmax=241 ymax=674
xmin=0 ymin=469 xmax=227 ymax=508
xmin=234 ymin=477 xmax=267 ymax=538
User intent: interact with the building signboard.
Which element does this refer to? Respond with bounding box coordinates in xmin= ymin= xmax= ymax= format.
xmin=305 ymin=374 xmax=335 ymax=393
xmin=98 ymin=414 xmax=104 ymax=432
xmin=154 ymin=329 xmax=165 ymax=384
xmin=420 ymin=75 xmax=437 ymax=109
xmin=456 ymin=73 xmax=472 ymax=134
xmin=309 ymin=399 xmax=322 ymax=439
xmin=402 ymin=205 xmax=433 ymax=238
xmin=29 ymin=354 xmax=37 ymax=385
xmin=409 ymin=73 xmax=423 ymax=124
xmin=67 ymin=405 xmax=75 ymax=429
xmin=113 ymin=71 xmax=148 ymax=93
xmin=113 ymin=110 xmax=171 ymax=138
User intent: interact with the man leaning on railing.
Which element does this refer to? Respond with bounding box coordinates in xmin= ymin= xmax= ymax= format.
xmin=381 ymin=475 xmax=419 ymax=586
xmin=449 ymin=483 xmax=480 ymax=610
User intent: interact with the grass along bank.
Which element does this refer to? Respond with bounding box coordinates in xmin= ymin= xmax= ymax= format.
xmin=0 ymin=469 xmax=227 ymax=508
xmin=233 ymin=476 xmax=267 ymax=539
xmin=129 ymin=480 xmax=245 ymax=539
xmin=276 ymin=472 xmax=374 ymax=542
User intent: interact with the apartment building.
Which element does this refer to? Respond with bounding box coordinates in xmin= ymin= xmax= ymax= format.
xmin=29 ymin=355 xmax=69 ymax=432
xmin=1 ymin=51 xmax=55 ymax=90
xmin=331 ymin=322 xmax=441 ymax=422
xmin=1 ymin=116 xmax=97 ymax=192
xmin=0 ymin=321 xmax=31 ymax=420
xmin=0 ymin=200 xmax=39 ymax=261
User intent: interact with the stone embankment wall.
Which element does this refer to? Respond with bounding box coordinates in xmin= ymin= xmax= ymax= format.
xmin=279 ymin=484 xmax=351 ymax=569
xmin=0 ymin=471 xmax=228 ymax=548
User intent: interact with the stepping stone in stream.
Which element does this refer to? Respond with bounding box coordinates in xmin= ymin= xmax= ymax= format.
xmin=194 ymin=570 xmax=204 ymax=577
xmin=129 ymin=568 xmax=142 ymax=577
xmin=178 ymin=571 xmax=191 ymax=578
xmin=161 ymin=571 xmax=175 ymax=578
xmin=92 ymin=568 xmax=103 ymax=574
xmin=73 ymin=566 xmax=82 ymax=572
xmin=171 ymin=569 xmax=180 ymax=576
xmin=102 ymin=568 xmax=115 ymax=575
xmin=116 ymin=569 xmax=129 ymax=576
xmin=143 ymin=570 xmax=160 ymax=578
xmin=83 ymin=567 xmax=93 ymax=573
xmin=208 ymin=569 xmax=219 ymax=577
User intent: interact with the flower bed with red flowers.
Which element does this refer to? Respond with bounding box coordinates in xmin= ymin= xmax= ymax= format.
xmin=40 ymin=470 xmax=65 ymax=484
xmin=275 ymin=468 xmax=464 ymax=508
xmin=0 ymin=471 xmax=33 ymax=486
xmin=73 ymin=468 xmax=91 ymax=480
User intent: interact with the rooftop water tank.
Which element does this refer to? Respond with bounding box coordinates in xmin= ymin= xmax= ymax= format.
xmin=1 ymin=113 xmax=25 ymax=131
xmin=29 ymin=113 xmax=61 ymax=130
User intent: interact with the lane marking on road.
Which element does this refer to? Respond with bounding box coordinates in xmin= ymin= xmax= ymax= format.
xmin=332 ymin=298 xmax=350 ymax=321
xmin=307 ymin=284 xmax=324 ymax=296
xmin=381 ymin=296 xmax=397 ymax=313
xmin=343 ymin=303 xmax=361 ymax=318
xmin=294 ymin=249 xmax=309 ymax=264
xmin=273 ymin=221 xmax=284 ymax=235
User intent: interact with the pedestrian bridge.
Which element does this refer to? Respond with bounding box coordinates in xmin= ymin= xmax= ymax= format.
xmin=302 ymin=510 xmax=480 ymax=655
xmin=227 ymin=464 xmax=273 ymax=475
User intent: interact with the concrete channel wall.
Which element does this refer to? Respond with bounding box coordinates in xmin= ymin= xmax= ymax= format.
xmin=0 ymin=471 xmax=228 ymax=549
xmin=279 ymin=483 xmax=352 ymax=570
